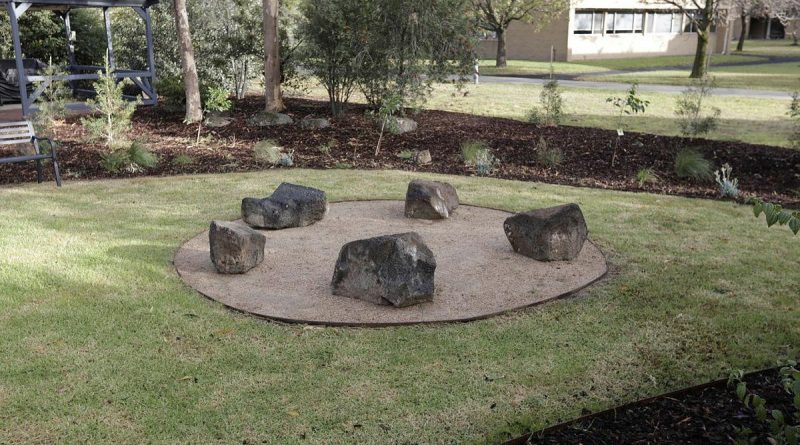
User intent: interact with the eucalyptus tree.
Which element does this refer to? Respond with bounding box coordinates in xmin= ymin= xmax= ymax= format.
xmin=472 ymin=0 xmax=569 ymax=67
xmin=653 ymin=0 xmax=728 ymax=78
xmin=262 ymin=0 xmax=284 ymax=111
xmin=173 ymin=0 xmax=202 ymax=122
xmin=732 ymin=0 xmax=769 ymax=51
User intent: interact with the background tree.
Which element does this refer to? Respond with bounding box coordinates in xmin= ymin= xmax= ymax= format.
xmin=173 ymin=0 xmax=203 ymax=123
xmin=654 ymin=0 xmax=727 ymax=78
xmin=262 ymin=0 xmax=284 ymax=112
xmin=769 ymin=0 xmax=800 ymax=44
xmin=473 ymin=0 xmax=568 ymax=68
xmin=732 ymin=0 xmax=769 ymax=51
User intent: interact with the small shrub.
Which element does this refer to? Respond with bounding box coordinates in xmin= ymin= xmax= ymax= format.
xmin=635 ymin=168 xmax=659 ymax=187
xmin=156 ymin=75 xmax=185 ymax=109
xmin=172 ymin=154 xmax=194 ymax=166
xmin=82 ymin=56 xmax=138 ymax=149
xmin=397 ymin=149 xmax=415 ymax=160
xmin=527 ymin=76 xmax=564 ymax=127
xmin=253 ymin=139 xmax=284 ymax=164
xmin=475 ymin=149 xmax=497 ymax=176
xmin=674 ymin=147 xmax=713 ymax=182
xmin=534 ymin=137 xmax=563 ymax=169
xmin=607 ymin=83 xmax=650 ymax=132
xmin=32 ymin=59 xmax=70 ymax=138
xmin=100 ymin=141 xmax=158 ymax=174
xmin=461 ymin=139 xmax=490 ymax=166
xmin=372 ymin=93 xmax=403 ymax=155
xmin=675 ymin=78 xmax=721 ymax=139
xmin=202 ymin=85 xmax=232 ymax=113
xmin=318 ymin=139 xmax=338 ymax=156
xmin=714 ymin=163 xmax=740 ymax=198
xmin=279 ymin=150 xmax=295 ymax=167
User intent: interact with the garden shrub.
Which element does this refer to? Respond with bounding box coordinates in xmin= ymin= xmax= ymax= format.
xmin=528 ymin=76 xmax=564 ymax=127
xmin=714 ymin=163 xmax=740 ymax=198
xmin=674 ymin=147 xmax=713 ymax=182
xmin=475 ymin=148 xmax=497 ymax=176
xmin=32 ymin=60 xmax=70 ymax=139
xmin=729 ymin=362 xmax=800 ymax=444
xmin=534 ymin=137 xmax=563 ymax=168
xmin=156 ymin=75 xmax=186 ymax=109
xmin=82 ymin=56 xmax=138 ymax=149
xmin=253 ymin=139 xmax=284 ymax=164
xmin=461 ymin=139 xmax=490 ymax=166
xmin=635 ymin=167 xmax=659 ymax=187
xmin=201 ymin=85 xmax=233 ymax=113
xmin=172 ymin=154 xmax=194 ymax=166
xmin=675 ymin=77 xmax=721 ymax=139
xmin=100 ymin=141 xmax=158 ymax=174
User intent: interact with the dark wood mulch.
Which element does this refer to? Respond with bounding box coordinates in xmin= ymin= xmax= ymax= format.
xmin=1 ymin=97 xmax=798 ymax=206
xmin=506 ymin=367 xmax=796 ymax=445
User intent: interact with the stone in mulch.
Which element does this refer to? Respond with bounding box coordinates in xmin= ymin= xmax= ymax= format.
xmin=247 ymin=112 xmax=294 ymax=127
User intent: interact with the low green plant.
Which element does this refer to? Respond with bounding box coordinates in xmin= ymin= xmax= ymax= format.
xmin=534 ymin=137 xmax=563 ymax=168
xmin=32 ymin=58 xmax=70 ymax=139
xmin=333 ymin=162 xmax=353 ymax=169
xmin=714 ymin=163 xmax=740 ymax=198
xmin=527 ymin=73 xmax=564 ymax=127
xmin=475 ymin=148 xmax=498 ymax=176
xmin=253 ymin=139 xmax=284 ymax=164
xmin=752 ymin=199 xmax=800 ymax=235
xmin=397 ymin=149 xmax=415 ymax=161
xmin=461 ymin=139 xmax=490 ymax=166
xmin=729 ymin=362 xmax=800 ymax=445
xmin=279 ymin=150 xmax=295 ymax=167
xmin=100 ymin=141 xmax=158 ymax=174
xmin=635 ymin=167 xmax=659 ymax=187
xmin=81 ymin=55 xmax=138 ymax=149
xmin=372 ymin=93 xmax=403 ymax=155
xmin=318 ymin=139 xmax=338 ymax=156
xmin=674 ymin=147 xmax=713 ymax=182
xmin=675 ymin=78 xmax=721 ymax=139
xmin=172 ymin=154 xmax=195 ymax=167
xmin=156 ymin=75 xmax=185 ymax=109
xmin=202 ymin=85 xmax=233 ymax=113
xmin=607 ymin=83 xmax=649 ymax=167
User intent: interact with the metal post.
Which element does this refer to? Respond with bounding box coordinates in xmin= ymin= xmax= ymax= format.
xmin=103 ymin=7 xmax=115 ymax=71
xmin=62 ymin=10 xmax=78 ymax=94
xmin=7 ymin=2 xmax=31 ymax=116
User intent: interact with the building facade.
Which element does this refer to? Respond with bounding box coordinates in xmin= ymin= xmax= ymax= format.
xmin=477 ymin=0 xmax=737 ymax=62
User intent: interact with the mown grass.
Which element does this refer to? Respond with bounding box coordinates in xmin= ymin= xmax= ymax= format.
xmin=1 ymin=170 xmax=798 ymax=444
xmin=424 ymin=83 xmax=796 ymax=147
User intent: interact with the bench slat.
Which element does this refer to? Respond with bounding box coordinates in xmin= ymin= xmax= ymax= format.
xmin=0 ymin=138 xmax=35 ymax=145
xmin=0 ymin=130 xmax=33 ymax=137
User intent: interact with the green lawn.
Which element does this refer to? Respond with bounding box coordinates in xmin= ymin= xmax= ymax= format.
xmin=1 ymin=170 xmax=798 ymax=444
xmin=424 ymin=83 xmax=796 ymax=147
xmin=737 ymin=39 xmax=800 ymax=57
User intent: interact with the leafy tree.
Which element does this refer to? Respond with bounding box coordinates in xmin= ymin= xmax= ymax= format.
xmin=732 ymin=0 xmax=769 ymax=52
xmin=81 ymin=56 xmax=138 ymax=149
xmin=654 ymin=0 xmax=727 ymax=79
xmin=473 ymin=0 xmax=568 ymax=68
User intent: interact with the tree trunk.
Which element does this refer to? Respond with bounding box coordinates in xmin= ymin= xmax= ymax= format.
xmin=736 ymin=13 xmax=746 ymax=52
xmin=495 ymin=29 xmax=507 ymax=68
xmin=262 ymin=0 xmax=285 ymax=112
xmin=690 ymin=29 xmax=710 ymax=78
xmin=173 ymin=0 xmax=202 ymax=123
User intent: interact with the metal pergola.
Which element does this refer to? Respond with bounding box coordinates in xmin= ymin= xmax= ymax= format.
xmin=1 ymin=0 xmax=159 ymax=116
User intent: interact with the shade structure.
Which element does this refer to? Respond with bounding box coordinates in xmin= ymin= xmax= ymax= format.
xmin=1 ymin=0 xmax=160 ymax=116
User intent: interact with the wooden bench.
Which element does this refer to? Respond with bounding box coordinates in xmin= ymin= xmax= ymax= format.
xmin=0 ymin=121 xmax=62 ymax=186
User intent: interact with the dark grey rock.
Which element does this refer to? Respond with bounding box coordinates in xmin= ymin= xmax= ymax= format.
xmin=503 ymin=204 xmax=588 ymax=261
xmin=392 ymin=117 xmax=417 ymax=134
xmin=204 ymin=112 xmax=233 ymax=128
xmin=415 ymin=150 xmax=432 ymax=165
xmin=209 ymin=221 xmax=266 ymax=274
xmin=405 ymin=180 xmax=459 ymax=220
xmin=247 ymin=112 xmax=293 ymax=127
xmin=299 ymin=117 xmax=331 ymax=130
xmin=331 ymin=232 xmax=436 ymax=307
xmin=241 ymin=183 xmax=328 ymax=230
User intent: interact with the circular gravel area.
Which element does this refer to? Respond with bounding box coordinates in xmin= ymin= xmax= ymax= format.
xmin=175 ymin=201 xmax=608 ymax=326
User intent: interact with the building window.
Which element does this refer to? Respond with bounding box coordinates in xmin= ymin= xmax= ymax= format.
xmin=574 ymin=11 xmax=604 ymax=34
xmin=647 ymin=12 xmax=683 ymax=33
xmin=605 ymin=11 xmax=644 ymax=34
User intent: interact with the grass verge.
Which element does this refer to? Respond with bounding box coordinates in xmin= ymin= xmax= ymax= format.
xmin=0 ymin=170 xmax=797 ymax=444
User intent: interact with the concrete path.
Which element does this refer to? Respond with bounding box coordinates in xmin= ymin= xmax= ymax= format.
xmin=476 ymin=75 xmax=795 ymax=99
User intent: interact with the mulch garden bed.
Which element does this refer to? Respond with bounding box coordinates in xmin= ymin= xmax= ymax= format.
xmin=505 ymin=366 xmax=797 ymax=445
xmin=1 ymin=97 xmax=798 ymax=206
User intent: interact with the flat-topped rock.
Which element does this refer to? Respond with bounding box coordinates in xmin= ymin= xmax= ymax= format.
xmin=504 ymin=204 xmax=588 ymax=261
xmin=331 ymin=232 xmax=436 ymax=308
xmin=299 ymin=117 xmax=330 ymax=130
xmin=247 ymin=112 xmax=293 ymax=127
xmin=405 ymin=180 xmax=459 ymax=220
xmin=209 ymin=221 xmax=266 ymax=274
xmin=392 ymin=117 xmax=417 ymax=134
xmin=242 ymin=183 xmax=328 ymax=230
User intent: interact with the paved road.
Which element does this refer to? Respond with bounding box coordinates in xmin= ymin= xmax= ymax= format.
xmin=476 ymin=75 xmax=795 ymax=99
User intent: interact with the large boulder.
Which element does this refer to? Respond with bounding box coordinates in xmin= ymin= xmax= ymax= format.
xmin=209 ymin=221 xmax=266 ymax=274
xmin=503 ymin=204 xmax=588 ymax=262
xmin=247 ymin=112 xmax=293 ymax=127
xmin=405 ymin=180 xmax=459 ymax=220
xmin=331 ymin=232 xmax=436 ymax=307
xmin=242 ymin=183 xmax=328 ymax=230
